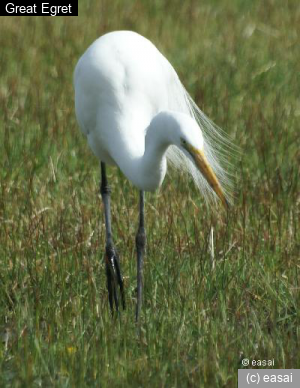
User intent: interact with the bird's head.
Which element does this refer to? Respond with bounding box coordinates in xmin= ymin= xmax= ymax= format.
xmin=164 ymin=111 xmax=229 ymax=208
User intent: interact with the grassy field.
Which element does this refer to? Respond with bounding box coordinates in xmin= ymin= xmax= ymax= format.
xmin=0 ymin=0 xmax=299 ymax=386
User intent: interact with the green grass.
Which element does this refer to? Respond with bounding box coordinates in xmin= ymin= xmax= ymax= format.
xmin=0 ymin=0 xmax=299 ymax=386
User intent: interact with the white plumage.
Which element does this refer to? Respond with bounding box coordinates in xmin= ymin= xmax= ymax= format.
xmin=74 ymin=30 xmax=234 ymax=318
xmin=74 ymin=30 xmax=232 ymax=204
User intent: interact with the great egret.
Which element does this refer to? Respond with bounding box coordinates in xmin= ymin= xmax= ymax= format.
xmin=74 ymin=31 xmax=232 ymax=320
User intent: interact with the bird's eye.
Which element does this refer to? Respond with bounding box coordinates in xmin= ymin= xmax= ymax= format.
xmin=181 ymin=138 xmax=187 ymax=145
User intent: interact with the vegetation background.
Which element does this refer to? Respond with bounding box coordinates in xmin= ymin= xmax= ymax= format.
xmin=0 ymin=0 xmax=299 ymax=386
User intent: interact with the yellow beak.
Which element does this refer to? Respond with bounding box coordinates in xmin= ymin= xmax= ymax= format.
xmin=186 ymin=145 xmax=228 ymax=208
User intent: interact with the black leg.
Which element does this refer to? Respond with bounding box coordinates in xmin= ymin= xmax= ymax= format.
xmin=100 ymin=162 xmax=125 ymax=313
xmin=135 ymin=190 xmax=146 ymax=322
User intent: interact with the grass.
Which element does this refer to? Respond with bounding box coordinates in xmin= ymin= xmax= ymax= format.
xmin=0 ymin=0 xmax=299 ymax=386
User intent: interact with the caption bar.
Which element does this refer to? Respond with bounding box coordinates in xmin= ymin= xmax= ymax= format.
xmin=2 ymin=1 xmax=78 ymax=16
xmin=238 ymin=369 xmax=300 ymax=387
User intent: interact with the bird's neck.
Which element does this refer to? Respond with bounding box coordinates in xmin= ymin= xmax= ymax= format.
xmin=115 ymin=113 xmax=174 ymax=191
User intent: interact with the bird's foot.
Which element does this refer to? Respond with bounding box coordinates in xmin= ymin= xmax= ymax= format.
xmin=105 ymin=245 xmax=125 ymax=314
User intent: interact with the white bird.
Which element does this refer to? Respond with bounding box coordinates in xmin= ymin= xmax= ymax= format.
xmin=74 ymin=31 xmax=232 ymax=320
